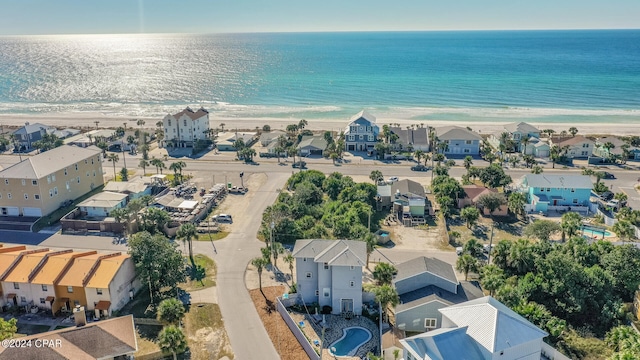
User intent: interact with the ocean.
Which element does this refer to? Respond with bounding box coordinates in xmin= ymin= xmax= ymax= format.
xmin=0 ymin=30 xmax=639 ymax=124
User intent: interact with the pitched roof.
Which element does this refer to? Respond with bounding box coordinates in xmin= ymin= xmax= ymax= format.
xmin=396 ymin=281 xmax=484 ymax=312
xmin=436 ymin=126 xmax=482 ymax=141
xmin=0 ymin=145 xmax=102 ymax=179
xmin=349 ymin=110 xmax=376 ymax=124
xmin=171 ymin=106 xmax=209 ymax=120
xmin=12 ymin=123 xmax=52 ymax=136
xmin=400 ymin=327 xmax=485 ymax=360
xmin=297 ymin=135 xmax=328 ymax=151
xmin=292 ymin=239 xmax=366 ymax=267
xmin=77 ymin=191 xmax=128 ymax=209
xmin=30 ymin=251 xmax=96 ymax=285
xmin=0 ymin=315 xmax=137 ymax=359
xmin=391 ymin=179 xmax=425 ymax=197
xmin=103 ymin=177 xmax=150 ymax=194
xmin=2 ymin=250 xmax=51 ymax=283
xmin=503 ymin=122 xmax=539 ymax=134
xmin=56 ymin=254 xmax=103 ymax=287
xmin=438 ymin=296 xmax=548 ymax=353
xmin=389 ymin=127 xmax=429 ymax=146
xmin=259 ymin=130 xmax=286 ymax=143
xmin=523 ymin=174 xmax=592 ymax=189
xmin=461 ymin=185 xmax=496 ymax=202
xmin=394 ymin=256 xmax=458 ymax=285
xmin=551 ymin=135 xmax=594 ymax=147
xmin=85 ymin=254 xmax=130 ymax=289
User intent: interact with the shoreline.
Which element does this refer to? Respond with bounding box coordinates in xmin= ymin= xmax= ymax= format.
xmin=0 ymin=112 xmax=636 ymax=136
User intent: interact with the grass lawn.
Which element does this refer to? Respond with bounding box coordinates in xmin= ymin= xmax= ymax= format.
xmin=196 ymin=230 xmax=229 ymax=241
xmin=114 ymin=169 xmax=137 ymax=181
xmin=447 ymin=215 xmax=525 ymax=247
xmin=181 ymin=254 xmax=217 ymax=291
xmin=32 ymin=185 xmax=105 ymax=232
xmin=16 ymin=323 xmax=51 ymax=336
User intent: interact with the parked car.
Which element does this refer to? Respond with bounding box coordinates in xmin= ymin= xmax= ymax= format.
xmin=410 ymin=165 xmax=430 ymax=172
xmin=606 ymin=199 xmax=626 ymax=211
xmin=602 ymin=172 xmax=616 ymax=179
xmin=600 ymin=191 xmax=614 ymax=201
xmin=456 ymin=247 xmax=463 ymax=256
xmin=292 ymin=161 xmax=307 ymax=169
xmin=212 ymin=214 xmax=233 ymax=223
xmin=388 ymin=176 xmax=399 ymax=183
xmin=483 ymin=244 xmax=495 ymax=254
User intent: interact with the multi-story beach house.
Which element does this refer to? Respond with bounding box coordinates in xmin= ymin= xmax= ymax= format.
xmin=389 ymin=126 xmax=430 ymax=152
xmin=11 ymin=122 xmax=54 ymax=151
xmin=594 ymin=136 xmax=640 ymax=161
xmin=0 ymin=145 xmax=104 ymax=218
xmin=435 ymin=126 xmax=482 ymax=156
xmin=292 ymin=239 xmax=366 ymax=315
xmin=162 ymin=106 xmax=210 ymax=148
xmin=489 ymin=122 xmax=541 ymax=152
xmin=400 ymin=296 xmax=549 ymax=360
xmin=549 ymin=135 xmax=595 ymax=159
xmin=344 ymin=110 xmax=379 ymax=152
xmin=520 ymin=174 xmax=593 ymax=214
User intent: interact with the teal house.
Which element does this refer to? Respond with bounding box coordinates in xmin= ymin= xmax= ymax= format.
xmin=521 ymin=174 xmax=593 ymax=214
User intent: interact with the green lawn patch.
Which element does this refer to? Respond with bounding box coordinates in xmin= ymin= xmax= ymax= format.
xmin=196 ymin=231 xmax=229 ymax=241
xmin=181 ymin=254 xmax=217 ymax=291
xmin=16 ymin=323 xmax=51 ymax=336
xmin=33 ymin=185 xmax=105 ymax=232
xmin=447 ymin=215 xmax=524 ymax=247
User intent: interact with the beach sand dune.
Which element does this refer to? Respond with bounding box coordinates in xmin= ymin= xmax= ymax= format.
xmin=0 ymin=113 xmax=634 ymax=136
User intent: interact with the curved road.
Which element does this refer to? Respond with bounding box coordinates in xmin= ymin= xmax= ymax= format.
xmin=192 ymin=172 xmax=289 ymax=360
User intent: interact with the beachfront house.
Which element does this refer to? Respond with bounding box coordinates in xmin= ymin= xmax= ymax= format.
xmin=0 ymin=145 xmax=104 ymax=219
xmin=549 ymin=135 xmax=595 ymax=159
xmin=11 ymin=122 xmax=54 ymax=151
xmin=490 ymin=122 xmax=541 ymax=152
xmin=400 ymin=296 xmax=549 ymax=360
xmin=520 ymin=174 xmax=593 ymax=214
xmin=297 ymin=135 xmax=328 ymax=156
xmin=594 ymin=136 xmax=640 ymax=161
xmin=392 ymin=256 xmax=483 ymax=333
xmin=458 ymin=185 xmax=509 ymax=216
xmin=77 ymin=191 xmax=128 ymax=218
xmin=292 ymin=239 xmax=366 ymax=316
xmin=521 ymin=137 xmax=551 ymax=158
xmin=389 ymin=126 xmax=430 ymax=152
xmin=0 ymin=315 xmax=138 ymax=359
xmin=344 ymin=110 xmax=379 ymax=152
xmin=259 ymin=130 xmax=286 ymax=147
xmin=162 ymin=106 xmax=210 ymax=148
xmin=435 ymin=126 xmax=482 ymax=156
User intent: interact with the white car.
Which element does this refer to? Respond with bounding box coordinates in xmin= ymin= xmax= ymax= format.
xmin=212 ymin=214 xmax=233 ymax=223
xmin=456 ymin=247 xmax=464 ymax=255
xmin=388 ymin=176 xmax=399 ymax=183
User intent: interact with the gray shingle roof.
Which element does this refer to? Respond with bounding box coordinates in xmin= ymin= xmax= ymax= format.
xmin=436 ymin=126 xmax=482 ymax=141
xmin=394 ymin=256 xmax=457 ymax=285
xmin=349 ymin=110 xmax=376 ymax=124
xmin=396 ymin=281 xmax=484 ymax=312
xmin=390 ymin=179 xmax=425 ymax=197
xmin=297 ymin=135 xmax=328 ymax=151
xmin=77 ymin=191 xmax=128 ymax=209
xmin=292 ymin=239 xmax=366 ymax=267
xmin=389 ymin=127 xmax=429 ymax=147
xmin=259 ymin=130 xmax=286 ymax=143
xmin=0 ymin=145 xmax=102 ymax=179
xmin=503 ymin=122 xmax=539 ymax=134
xmin=12 ymin=123 xmax=52 ymax=136
xmin=523 ymin=174 xmax=592 ymax=189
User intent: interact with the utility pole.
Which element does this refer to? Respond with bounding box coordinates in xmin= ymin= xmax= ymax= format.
xmin=487 ymin=222 xmax=495 ymax=264
xmin=270 ymin=221 xmax=276 ymax=272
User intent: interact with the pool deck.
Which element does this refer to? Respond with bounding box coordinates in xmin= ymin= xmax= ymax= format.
xmin=290 ymin=312 xmax=380 ymax=359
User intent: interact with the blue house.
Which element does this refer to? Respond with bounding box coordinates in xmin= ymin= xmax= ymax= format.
xmin=436 ymin=126 xmax=482 ymax=156
xmin=521 ymin=174 xmax=592 ymax=214
xmin=344 ymin=110 xmax=380 ymax=152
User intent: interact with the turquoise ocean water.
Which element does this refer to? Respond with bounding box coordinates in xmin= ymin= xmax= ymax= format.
xmin=0 ymin=30 xmax=638 ymax=124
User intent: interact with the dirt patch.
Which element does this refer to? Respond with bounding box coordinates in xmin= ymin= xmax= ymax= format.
xmin=381 ymin=222 xmax=444 ymax=251
xmin=249 ymin=286 xmax=308 ymax=360
xmin=185 ymin=303 xmax=233 ymax=360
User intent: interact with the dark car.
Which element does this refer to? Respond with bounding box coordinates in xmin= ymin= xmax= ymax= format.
xmin=292 ymin=161 xmax=307 ymax=169
xmin=600 ymin=191 xmax=614 ymax=201
xmin=410 ymin=165 xmax=430 ymax=172
xmin=602 ymin=172 xmax=616 ymax=179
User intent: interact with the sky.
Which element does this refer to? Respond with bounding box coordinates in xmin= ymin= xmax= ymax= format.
xmin=1 ymin=0 xmax=639 ymax=35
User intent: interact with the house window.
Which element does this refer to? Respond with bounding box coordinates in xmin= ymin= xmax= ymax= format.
xmin=13 ymin=283 xmax=19 ymax=290
xmin=465 ymin=140 xmax=472 ymax=145
xmin=52 ymin=174 xmax=56 ymax=181
xmin=573 ymin=199 xmax=578 ymax=204
xmin=581 ymin=151 xmax=588 ymax=156
xmin=324 ymin=263 xmax=329 ymax=270
xmin=86 ymin=172 xmax=89 ymax=177
xmin=368 ymin=135 xmax=374 ymax=142
xmin=350 ymin=281 xmax=355 ymax=287
xmin=67 ymin=286 xmax=73 ymax=293
xmin=34 ymin=194 xmax=40 ymax=200
xmin=24 ymin=194 xmax=28 ymax=200
xmin=49 ymin=189 xmax=53 ymax=197
xmin=464 ymin=148 xmax=470 ymax=153
xmin=349 ymin=135 xmax=355 ymax=141
xmin=32 ymin=180 xmax=37 ymax=185
xmin=571 ymin=188 xmax=575 ymax=192
xmin=91 ymin=158 xmax=94 ymax=164
xmin=305 ymin=272 xmax=312 ymax=279
xmin=302 ymin=258 xmax=307 ymax=262
xmin=168 ymin=119 xmax=171 ymax=126
xmin=21 ymin=179 xmax=26 ymax=186
xmin=425 ymin=318 xmax=437 ymax=329
xmin=583 ymin=143 xmax=589 ymax=148
xmin=540 ymin=188 xmax=545 ymax=192
xmin=183 ymin=119 xmax=187 ymax=126
xmin=84 ymin=159 xmax=87 ymax=164
xmin=42 ymin=284 xmax=48 ymax=291
xmin=77 ymin=177 xmax=80 ymax=184
xmin=65 ymin=181 xmax=70 ymax=190
xmin=93 ymin=171 xmax=96 ymax=177
xmin=4 ymin=179 xmax=7 ymax=185
xmin=350 ymin=266 xmax=355 ymax=270
xmin=315 ymin=290 xmax=319 ymax=296
xmin=54 ymin=187 xmax=58 ymax=195
xmin=20 ymin=296 xmax=26 ymax=304
xmin=323 ymin=288 xmax=330 ymax=297
xmin=546 ymin=188 xmax=551 ymax=192
xmin=74 ymin=300 xmax=80 ymax=306
xmin=359 ymin=135 xmax=364 ymax=140
xmin=64 ymin=168 xmax=67 ymax=175
xmin=40 ymin=298 xmax=45 ymax=304
xmin=47 ymin=176 xmax=51 ymax=184
xmin=97 ymin=289 xmax=103 ymax=295
xmin=7 ymin=193 xmax=11 ymax=199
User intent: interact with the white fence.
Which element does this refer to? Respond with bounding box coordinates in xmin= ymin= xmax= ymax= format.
xmin=275 ymin=296 xmax=320 ymax=360
xmin=541 ymin=342 xmax=571 ymax=360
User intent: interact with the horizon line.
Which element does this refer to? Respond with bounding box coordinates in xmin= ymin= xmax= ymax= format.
xmin=2 ymin=27 xmax=639 ymax=37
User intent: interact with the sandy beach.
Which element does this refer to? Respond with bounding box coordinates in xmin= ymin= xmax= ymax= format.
xmin=0 ymin=112 xmax=633 ymax=137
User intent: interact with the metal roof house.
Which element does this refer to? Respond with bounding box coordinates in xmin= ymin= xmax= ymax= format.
xmin=520 ymin=174 xmax=593 ymax=214
xmin=436 ymin=126 xmax=482 ymax=156
xmin=401 ymin=296 xmax=549 ymax=360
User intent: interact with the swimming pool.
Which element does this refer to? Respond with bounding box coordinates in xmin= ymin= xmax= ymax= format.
xmin=329 ymin=327 xmax=372 ymax=357
xmin=581 ymin=225 xmax=613 ymax=238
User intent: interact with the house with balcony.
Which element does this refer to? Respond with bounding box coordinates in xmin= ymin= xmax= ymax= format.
xmin=292 ymin=239 xmax=366 ymax=315
xmin=400 ymin=296 xmax=549 ymax=360
xmin=489 ymin=122 xmax=541 ymax=152
xmin=594 ymin=136 xmax=640 ymax=161
xmin=377 ymin=179 xmax=433 ymax=224
xmin=436 ymin=126 xmax=482 ymax=156
xmin=344 ymin=110 xmax=379 ymax=152
xmin=389 ymin=126 xmax=429 ymax=152
xmin=549 ymin=135 xmax=594 ymax=159
xmin=162 ymin=106 xmax=210 ymax=148
xmin=11 ymin=123 xmax=54 ymax=151
xmin=392 ymin=256 xmax=483 ymax=333
xmin=520 ymin=174 xmax=593 ymax=214
xmin=0 ymin=145 xmax=104 ymax=219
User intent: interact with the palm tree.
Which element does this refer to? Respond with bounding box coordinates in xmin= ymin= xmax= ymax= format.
xmin=121 ymin=123 xmax=128 ymax=168
xmin=613 ymin=220 xmax=634 ymax=243
xmin=569 ymin=127 xmax=578 ymax=137
xmin=176 ymin=223 xmax=198 ymax=263
xmin=460 ymin=206 xmax=480 ymax=229
xmin=298 ymin=119 xmax=308 ymax=130
xmin=271 ymin=242 xmax=285 ymax=271
xmin=369 ymin=170 xmax=383 ymax=184
xmin=251 ymin=257 xmax=269 ymax=295
xmin=520 ymin=137 xmax=530 ymax=154
xmin=283 ymin=253 xmax=295 ymax=281
xmin=561 ymin=212 xmax=582 ymax=241
xmin=463 ymin=155 xmax=473 ymax=171
xmin=139 ymin=159 xmax=149 ymax=175
xmin=508 ymin=192 xmax=526 ymax=220
xmin=150 ymin=157 xmax=165 ymax=174
xmin=414 ymin=149 xmax=424 ymax=164
xmin=614 ymin=192 xmax=628 ymax=203
xmin=456 ymin=254 xmax=479 ymax=281
xmin=362 ymin=233 xmax=377 ymax=269
xmin=107 ymin=153 xmax=119 ymax=179
xmin=157 ymin=325 xmax=187 ymax=360
xmin=157 ymin=298 xmax=185 ymax=325
xmin=373 ymin=284 xmax=399 ymax=323
xmin=220 ymin=123 xmax=226 ymax=132
xmin=531 ymin=165 xmax=543 ymax=174
xmin=373 ymin=263 xmax=397 ymax=285
xmin=463 ymin=238 xmax=484 ymax=258
xmin=549 ymin=145 xmax=560 ymax=168
xmin=480 ymin=265 xmax=505 ymax=296
xmin=491 ymin=240 xmax=512 ymax=270
xmin=508 ymin=239 xmax=533 ymax=275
